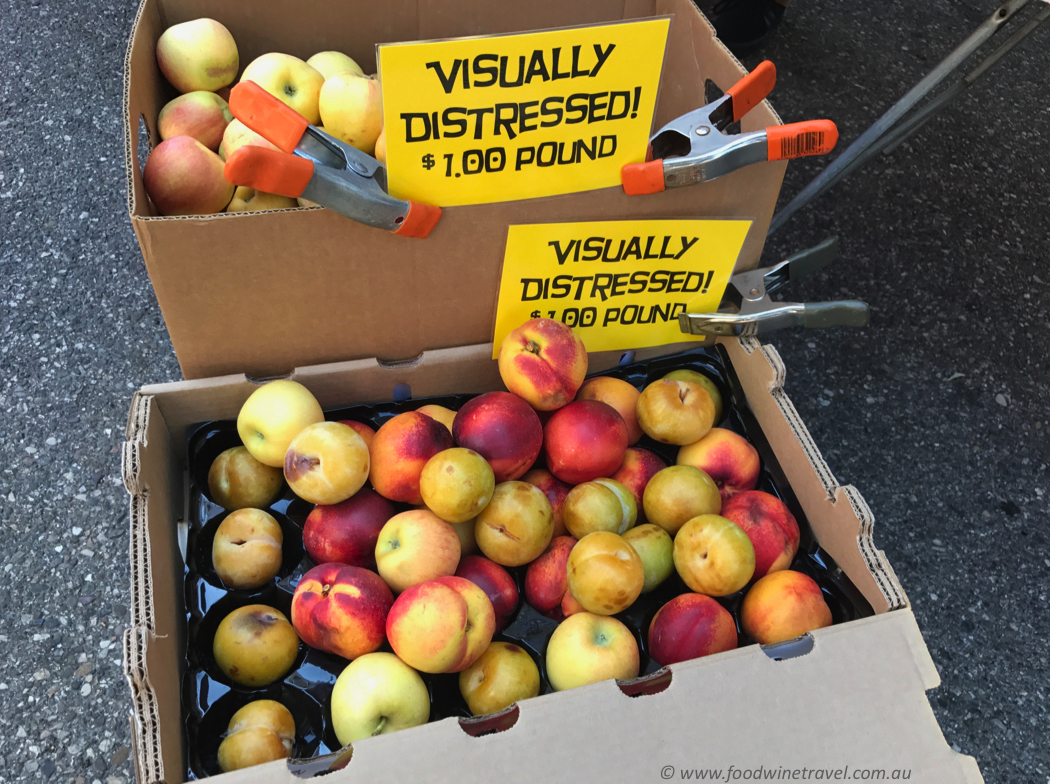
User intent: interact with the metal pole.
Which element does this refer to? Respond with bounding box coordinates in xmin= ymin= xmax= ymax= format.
xmin=767 ymin=0 xmax=1033 ymax=236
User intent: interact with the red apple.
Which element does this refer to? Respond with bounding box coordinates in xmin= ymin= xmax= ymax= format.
xmin=523 ymin=536 xmax=577 ymax=618
xmin=452 ymin=392 xmax=543 ymax=482
xmin=720 ymin=491 xmax=800 ymax=580
xmin=455 ymin=555 xmax=519 ymax=632
xmin=303 ymin=487 xmax=396 ymax=569
xmin=543 ymin=400 xmax=628 ymax=484
xmin=648 ymin=593 xmax=738 ymax=665
xmin=291 ymin=563 xmax=393 ymax=660
xmin=143 ymin=136 xmax=233 ymax=216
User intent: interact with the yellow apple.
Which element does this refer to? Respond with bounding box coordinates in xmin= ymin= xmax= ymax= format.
xmin=221 ymin=118 xmax=280 ymax=162
xmin=374 ymin=127 xmax=386 ymax=163
xmin=236 ymin=380 xmax=324 ymax=467
xmin=545 ymin=612 xmax=639 ymax=691
xmin=330 ymin=652 xmax=429 ymax=745
xmin=156 ymin=18 xmax=238 ymax=94
xmin=319 ymin=73 xmax=382 ymax=155
xmin=306 ymin=51 xmax=365 ymax=80
xmin=240 ymin=53 xmax=324 ymax=125
xmin=226 ymin=186 xmax=298 ymax=213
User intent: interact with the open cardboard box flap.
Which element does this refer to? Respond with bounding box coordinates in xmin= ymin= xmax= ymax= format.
xmin=124 ymin=0 xmax=787 ymax=381
xmin=122 ymin=338 xmax=982 ymax=783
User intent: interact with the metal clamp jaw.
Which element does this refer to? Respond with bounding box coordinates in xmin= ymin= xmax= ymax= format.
xmin=678 ymin=237 xmax=871 ymax=337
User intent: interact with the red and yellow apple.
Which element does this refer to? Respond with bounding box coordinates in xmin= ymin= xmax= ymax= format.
xmin=676 ymin=428 xmax=761 ymax=500
xmin=524 ymin=536 xmax=576 ymax=618
xmin=740 ymin=570 xmax=832 ymax=644
xmin=306 ymin=51 xmax=364 ymax=80
xmin=543 ymin=400 xmax=628 ymax=484
xmin=330 ymin=652 xmax=429 ymax=745
xmin=636 ymin=378 xmax=716 ymax=445
xmin=386 ymin=576 xmax=495 ymax=673
xmin=375 ymin=509 xmax=460 ymax=593
xmin=720 ymin=491 xmax=800 ymax=580
xmin=622 ymin=524 xmax=674 ymax=593
xmin=240 ymin=53 xmax=324 ymax=124
xmin=497 ymin=318 xmax=587 ymax=411
xmin=236 ymin=380 xmax=324 ymax=468
xmin=575 ymin=376 xmax=642 ymax=444
xmin=369 ymin=411 xmax=454 ymax=504
xmin=319 ymin=73 xmax=382 ymax=155
xmin=143 ymin=136 xmax=234 ymax=216
xmin=284 ymin=421 xmax=369 ymax=505
xmin=663 ymin=369 xmax=724 ymax=425
xmin=212 ymin=605 xmax=300 ymax=687
xmin=610 ymin=447 xmax=667 ymax=526
xmin=207 ymin=446 xmax=283 ymax=510
xmin=212 ymin=508 xmax=283 ymax=590
xmin=302 ymin=487 xmax=395 ymax=569
xmin=156 ymin=18 xmax=238 ymax=94
xmin=647 ymin=593 xmax=737 ymax=665
xmin=642 ymin=465 xmax=722 ymax=536
xmin=522 ymin=468 xmax=572 ymax=538
xmin=563 ymin=478 xmax=636 ymax=538
xmin=474 ymin=481 xmax=553 ymax=566
xmin=545 ymin=612 xmax=639 ymax=691
xmin=291 ymin=563 xmax=393 ymax=660
xmin=452 ymin=392 xmax=543 ymax=482
xmin=459 ymin=642 xmax=540 ymax=716
xmin=454 ymin=555 xmax=519 ymax=632
xmin=218 ymin=700 xmax=295 ymax=772
xmin=419 ymin=448 xmax=495 ymax=524
xmin=158 ymin=91 xmax=232 ymax=151
xmin=673 ymin=515 xmax=755 ymax=596
xmin=566 ymin=531 xmax=644 ymax=615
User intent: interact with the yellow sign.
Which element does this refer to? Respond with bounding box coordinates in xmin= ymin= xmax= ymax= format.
xmin=492 ymin=220 xmax=751 ymax=358
xmin=377 ymin=19 xmax=670 ymax=207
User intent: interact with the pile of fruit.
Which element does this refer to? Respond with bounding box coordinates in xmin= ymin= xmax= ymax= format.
xmin=187 ymin=319 xmax=852 ymax=776
xmin=142 ymin=18 xmax=385 ymax=216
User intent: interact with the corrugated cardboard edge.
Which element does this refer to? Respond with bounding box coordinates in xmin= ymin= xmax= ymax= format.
xmin=724 ymin=337 xmax=906 ymax=614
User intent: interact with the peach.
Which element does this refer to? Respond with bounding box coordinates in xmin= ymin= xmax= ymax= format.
xmin=647 ymin=593 xmax=737 ymax=666
xmin=522 ymin=468 xmax=572 ymax=538
xmin=207 ymin=446 xmax=283 ymax=511
xmin=560 ymin=587 xmax=586 ymax=617
xmin=543 ymin=400 xmax=628 ymax=484
xmin=452 ymin=392 xmax=543 ymax=482
xmin=142 ymin=136 xmax=233 ymax=216
xmin=303 ymin=487 xmax=395 ymax=569
xmin=158 ymin=91 xmax=232 ymax=151
xmin=610 ymin=447 xmax=667 ymax=526
xmin=419 ymin=448 xmax=495 ymax=524
xmin=455 ymin=555 xmax=519 ymax=633
xmin=375 ymin=509 xmax=460 ymax=593
xmin=212 ymin=509 xmax=283 ymax=590
xmin=740 ymin=570 xmax=832 ymax=644
xmin=636 ymin=378 xmax=716 ymax=445
xmin=721 ymin=491 xmax=800 ymax=579
xmin=386 ymin=576 xmax=495 ymax=673
xmin=622 ymin=524 xmax=674 ymax=593
xmin=416 ymin=404 xmax=457 ymax=435
xmin=221 ymin=118 xmax=280 ymax=161
xmin=212 ymin=605 xmax=300 ymax=687
xmin=563 ymin=479 xmax=636 ymax=539
xmin=339 ymin=420 xmax=375 ymax=452
xmin=663 ymin=369 xmax=724 ymax=425
xmin=566 ymin=531 xmax=644 ymax=615
xmin=576 ymin=376 xmax=642 ymax=444
xmin=524 ymin=536 xmax=577 ymax=618
xmin=676 ymin=428 xmax=761 ymax=500
xmin=369 ymin=411 xmax=454 ymax=504
xmin=459 ymin=641 xmax=540 ymax=716
xmin=545 ymin=612 xmax=639 ymax=691
xmin=291 ymin=563 xmax=393 ymax=660
xmin=284 ymin=421 xmax=369 ymax=505
xmin=673 ymin=515 xmax=755 ymax=596
xmin=218 ymin=700 xmax=295 ymax=772
xmin=642 ymin=465 xmax=722 ymax=537
xmin=497 ymin=318 xmax=588 ymax=411
xmin=474 ymin=481 xmax=553 ymax=566
xmin=226 ymin=186 xmax=298 ymax=213
xmin=156 ymin=18 xmax=238 ymax=94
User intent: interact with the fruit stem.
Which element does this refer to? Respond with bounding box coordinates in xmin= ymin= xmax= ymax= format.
xmin=525 ymin=340 xmax=541 ymax=355
xmin=373 ymin=717 xmax=387 ymax=736
xmin=321 ymin=584 xmax=331 ymax=598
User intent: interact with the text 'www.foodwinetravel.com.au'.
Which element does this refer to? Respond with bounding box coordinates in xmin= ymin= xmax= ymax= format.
xmin=658 ymin=765 xmax=914 ymax=781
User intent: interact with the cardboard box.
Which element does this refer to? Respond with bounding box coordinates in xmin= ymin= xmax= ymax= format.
xmin=123 ymin=0 xmax=789 ymax=381
xmin=122 ymin=337 xmax=984 ymax=783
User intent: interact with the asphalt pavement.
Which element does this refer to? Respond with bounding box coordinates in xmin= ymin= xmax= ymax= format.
xmin=0 ymin=0 xmax=1047 ymax=782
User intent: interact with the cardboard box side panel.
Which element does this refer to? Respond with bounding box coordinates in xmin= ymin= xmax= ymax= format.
xmin=213 ymin=612 xmax=981 ymax=784
xmin=125 ymin=0 xmax=164 ymax=218
xmin=723 ymin=338 xmax=906 ymax=615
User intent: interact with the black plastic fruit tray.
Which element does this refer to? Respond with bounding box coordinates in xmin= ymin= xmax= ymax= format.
xmin=181 ymin=345 xmax=874 ymax=779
